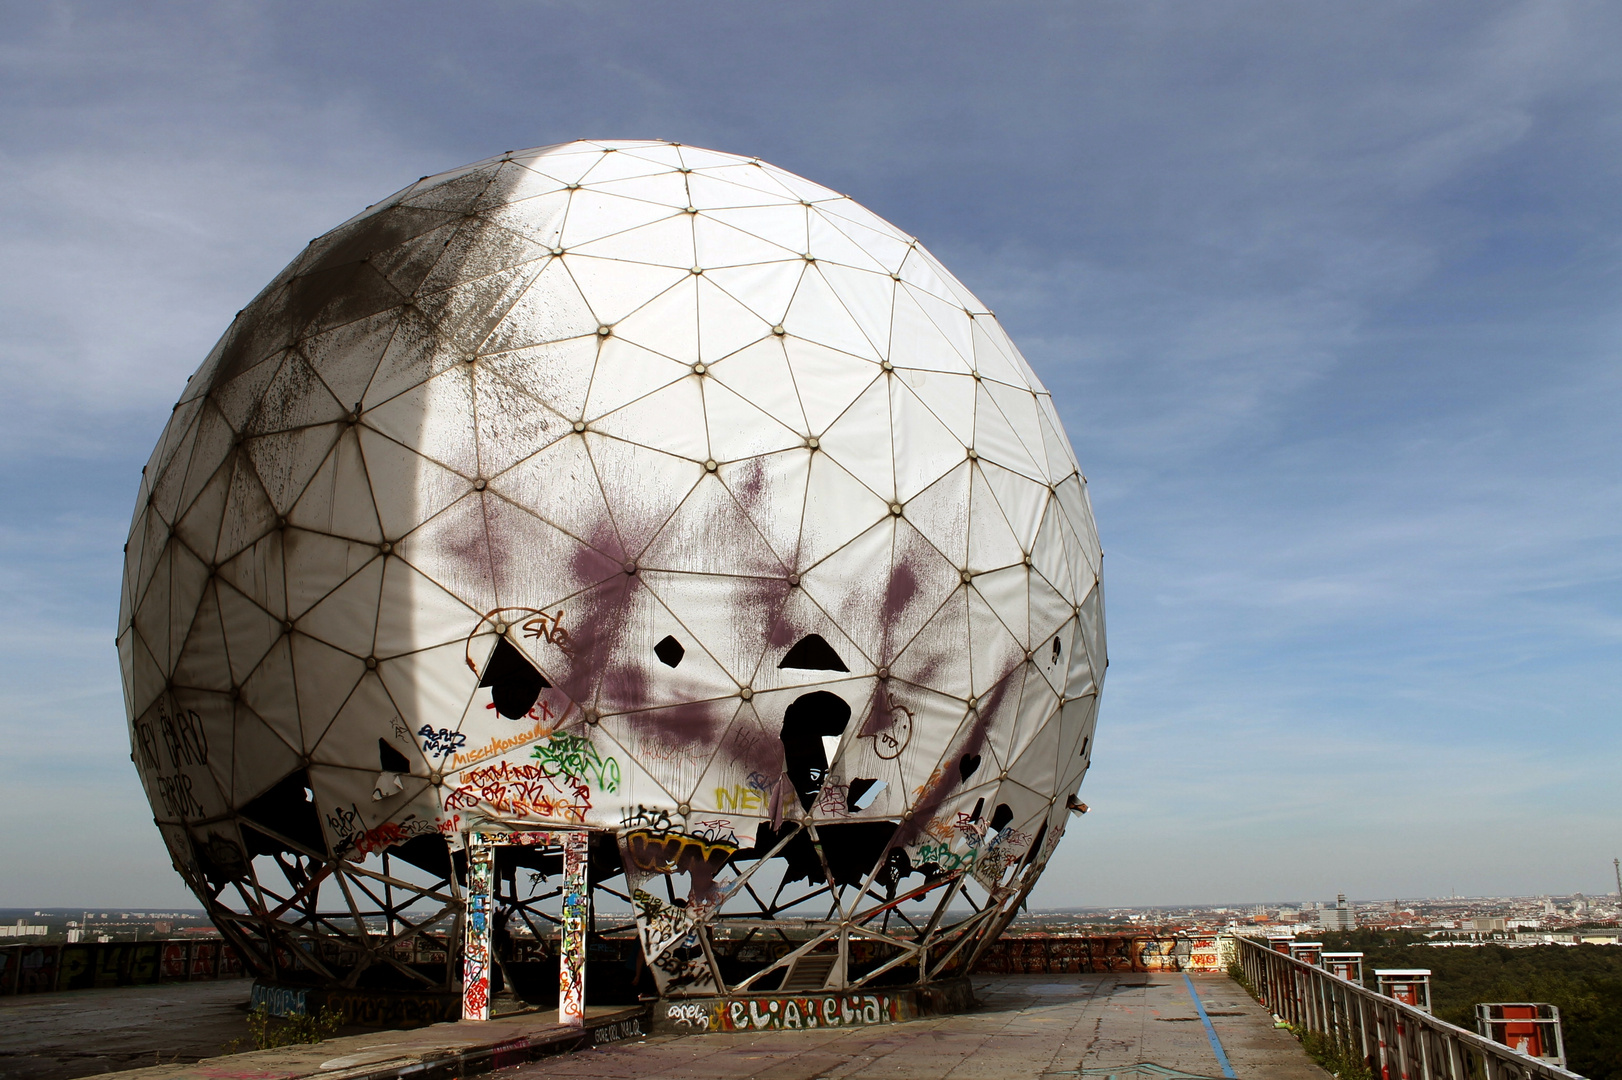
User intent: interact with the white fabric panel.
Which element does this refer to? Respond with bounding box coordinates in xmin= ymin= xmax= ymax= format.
xmin=479 ymin=336 xmax=599 ymax=421
xmin=885 ymin=519 xmax=968 ymax=663
xmin=612 ymin=275 xmax=699 ymax=363
xmin=890 ymin=379 xmax=964 ymax=503
xmin=592 ymin=377 xmax=710 ymax=461
xmin=289 ymin=428 xmax=383 ymax=544
xmin=172 ymin=583 xmax=233 ymax=693
xmin=797 ymin=450 xmax=891 ymax=571
xmin=966 ymin=594 xmax=1025 ymax=712
xmin=890 ymin=588 xmax=971 ymax=702
xmin=817 ymin=376 xmax=895 ymax=502
xmin=903 ymin=461 xmax=971 ymax=567
xmin=702 ymin=259 xmax=805 ymax=326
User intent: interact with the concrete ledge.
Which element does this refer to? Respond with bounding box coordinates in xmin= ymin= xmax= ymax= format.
xmin=86 ymin=1005 xmax=647 ymax=1080
xmin=249 ymin=981 xmax=461 ymax=1027
xmin=651 ymin=976 xmax=976 ymax=1034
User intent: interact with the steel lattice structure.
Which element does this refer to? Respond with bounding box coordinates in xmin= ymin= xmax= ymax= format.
xmin=118 ymin=140 xmax=1105 ymax=1004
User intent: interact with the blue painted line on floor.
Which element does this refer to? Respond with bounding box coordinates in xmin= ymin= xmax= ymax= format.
xmin=1183 ymin=971 xmax=1238 ymax=1079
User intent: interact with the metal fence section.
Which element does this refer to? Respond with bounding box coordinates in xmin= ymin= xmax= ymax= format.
xmin=1235 ymin=935 xmax=1582 ymax=1080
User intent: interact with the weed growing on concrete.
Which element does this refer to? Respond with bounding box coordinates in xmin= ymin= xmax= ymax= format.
xmin=1226 ymin=959 xmax=1257 ymax=997
xmin=1297 ymin=1028 xmax=1374 ymax=1080
xmin=1229 ymin=961 xmax=1373 ymax=1080
xmin=225 ymin=1006 xmax=343 ymax=1052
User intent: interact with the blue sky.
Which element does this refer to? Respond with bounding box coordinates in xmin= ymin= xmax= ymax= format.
xmin=1 ymin=1 xmax=1618 ymax=908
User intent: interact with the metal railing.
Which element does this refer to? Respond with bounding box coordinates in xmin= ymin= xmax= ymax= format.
xmin=1235 ymin=935 xmax=1581 ymax=1080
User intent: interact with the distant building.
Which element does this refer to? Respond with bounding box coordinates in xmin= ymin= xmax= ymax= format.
xmin=1317 ymin=894 xmax=1356 ymax=931
xmin=0 ymin=919 xmax=47 ymax=938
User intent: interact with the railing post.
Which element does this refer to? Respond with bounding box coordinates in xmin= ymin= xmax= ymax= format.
xmin=1318 ymin=968 xmax=1330 ymax=1034
xmin=1395 ymin=1005 xmax=1413 ymax=1080
xmin=1377 ymin=1002 xmax=1392 ymax=1080
xmin=1337 ymin=979 xmax=1347 ymax=1040
xmin=1358 ymin=988 xmax=1373 ymax=1073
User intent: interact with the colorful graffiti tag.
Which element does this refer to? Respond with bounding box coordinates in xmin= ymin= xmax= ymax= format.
xmin=531 ymin=733 xmax=621 ymax=793
xmin=443 ymin=760 xmax=591 ymax=822
xmin=972 ymin=934 xmax=1229 ymax=974
xmin=559 ymin=831 xmax=589 ymax=1026
xmin=462 ymin=831 xmax=590 ymax=1027
xmin=461 ymin=843 xmax=495 ymax=1022
xmin=665 ymin=992 xmax=909 ymax=1032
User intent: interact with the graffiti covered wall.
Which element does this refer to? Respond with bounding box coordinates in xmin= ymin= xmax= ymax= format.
xmin=0 ymin=940 xmax=242 ymax=996
xmin=974 ymin=934 xmax=1228 ymax=974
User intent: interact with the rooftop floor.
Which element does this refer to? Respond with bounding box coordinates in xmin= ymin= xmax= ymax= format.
xmin=0 ymin=974 xmax=1327 ymax=1080
xmin=521 ymin=975 xmax=1327 ymax=1080
xmin=0 ymin=979 xmax=253 ymax=1080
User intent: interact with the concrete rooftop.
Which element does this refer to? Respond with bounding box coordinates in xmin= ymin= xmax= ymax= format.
xmin=0 ymin=974 xmax=1328 ymax=1080
xmin=516 ymin=975 xmax=1327 ymax=1080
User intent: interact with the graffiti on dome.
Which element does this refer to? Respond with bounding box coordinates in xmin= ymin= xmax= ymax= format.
xmin=620 ymin=804 xmax=673 ymax=833
xmin=624 ymin=828 xmax=737 ymax=880
xmin=443 ymin=760 xmax=592 ymax=822
xmin=419 ymin=726 xmax=468 ymax=758
xmin=862 ymin=701 xmax=913 ymax=760
xmin=448 ymin=715 xmax=557 ymax=771
xmin=520 ymin=608 xmax=574 ymax=657
xmin=530 ymin=732 xmax=620 ymax=792
xmin=690 ymin=818 xmax=738 ymax=845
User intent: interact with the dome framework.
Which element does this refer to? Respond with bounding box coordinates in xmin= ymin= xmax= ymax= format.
xmin=119 ymin=140 xmax=1104 ymax=1014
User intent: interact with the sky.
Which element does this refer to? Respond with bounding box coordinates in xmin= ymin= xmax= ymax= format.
xmin=1 ymin=0 xmax=1618 ymax=909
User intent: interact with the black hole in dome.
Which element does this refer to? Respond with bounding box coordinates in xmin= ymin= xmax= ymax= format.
xmin=780 ymin=690 xmax=851 ymax=810
xmin=749 ymin=821 xmax=906 ymax=890
xmin=958 ymin=753 xmax=981 ymax=782
xmin=1051 ymin=636 xmax=1061 ymax=662
xmin=378 ymin=738 xmax=410 ymax=774
xmin=970 ymin=797 xmax=985 ymax=823
xmin=654 ymin=635 xmax=685 ymax=668
xmin=190 ymin=831 xmax=248 ymax=893
xmin=1079 ymin=736 xmax=1089 ymax=759
xmin=1024 ymin=819 xmax=1048 ymax=869
xmin=389 ymin=834 xmax=453 ymax=879
xmin=239 ymin=769 xmax=327 ymax=858
xmin=479 ymin=637 xmax=550 ymax=720
xmin=989 ymin=803 xmax=1014 ymax=833
xmin=847 ymin=777 xmax=878 ymax=809
xmin=779 ymin=634 xmax=849 ymax=672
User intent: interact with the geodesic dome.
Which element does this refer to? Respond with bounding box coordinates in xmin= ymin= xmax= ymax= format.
xmin=119 ymin=140 xmax=1104 ymax=1002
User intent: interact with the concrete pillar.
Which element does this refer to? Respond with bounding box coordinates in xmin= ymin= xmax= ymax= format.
xmin=462 ymin=839 xmax=495 ymax=1022
xmin=559 ymin=831 xmax=589 ymax=1026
